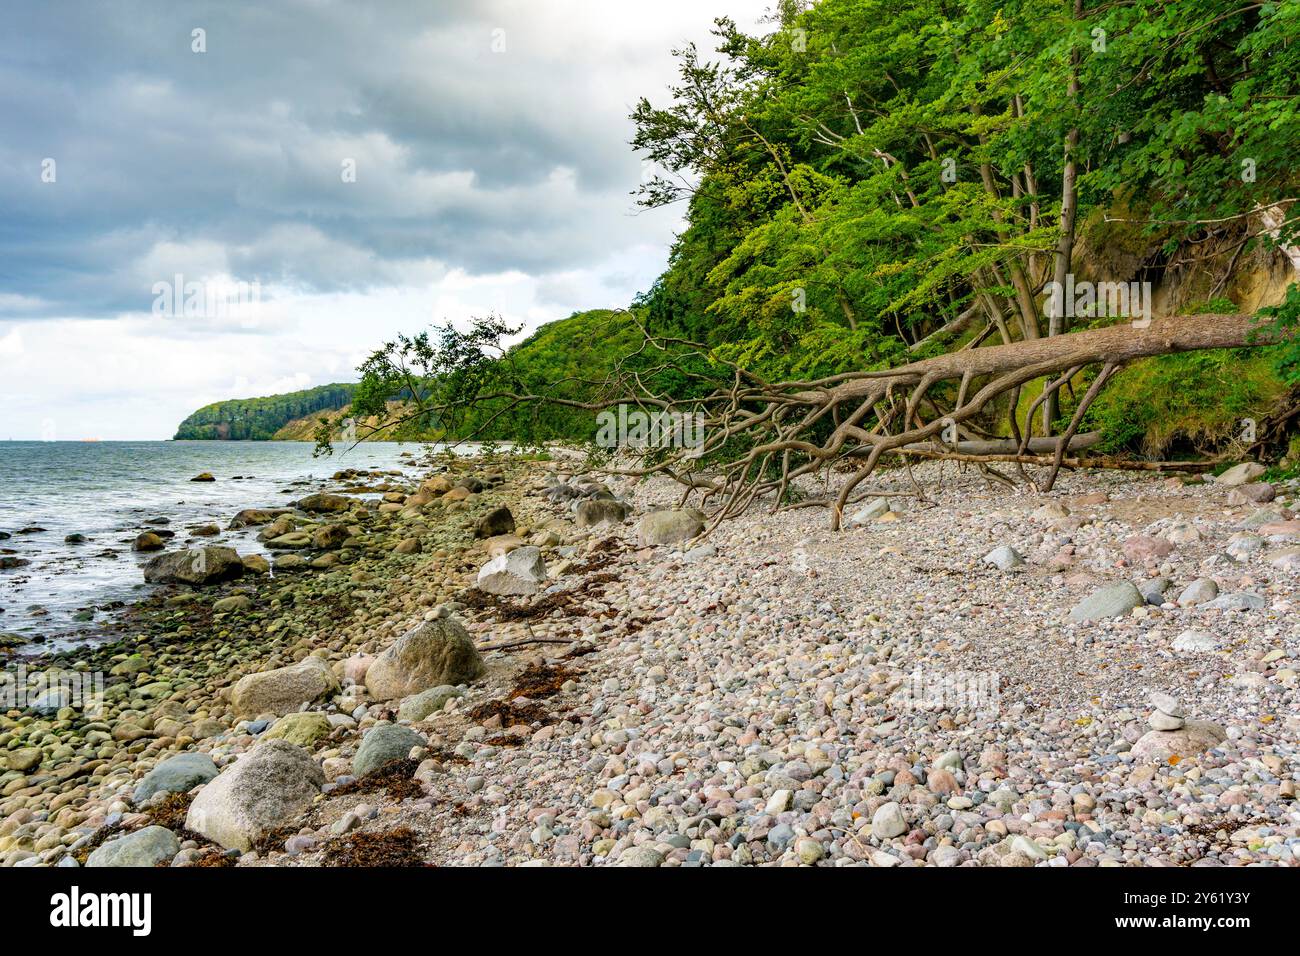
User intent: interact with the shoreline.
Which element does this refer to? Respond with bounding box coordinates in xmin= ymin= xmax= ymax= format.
xmin=2 ymin=454 xmax=1298 ymax=867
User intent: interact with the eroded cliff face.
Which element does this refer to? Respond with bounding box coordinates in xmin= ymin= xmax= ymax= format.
xmin=1074 ymin=202 xmax=1300 ymax=318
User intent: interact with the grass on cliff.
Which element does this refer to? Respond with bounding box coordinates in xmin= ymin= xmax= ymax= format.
xmin=1080 ymin=346 xmax=1287 ymax=459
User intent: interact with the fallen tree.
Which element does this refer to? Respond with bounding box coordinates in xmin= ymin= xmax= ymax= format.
xmin=339 ymin=310 xmax=1287 ymax=531
xmin=586 ymin=312 xmax=1282 ymax=529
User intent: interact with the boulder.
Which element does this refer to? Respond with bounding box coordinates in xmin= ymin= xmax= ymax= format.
xmin=365 ymin=618 xmax=484 ymax=701
xmin=847 ymin=498 xmax=892 ymax=526
xmin=982 ymin=546 xmax=1023 ymax=571
xmin=213 ymin=595 xmax=252 ymax=614
xmin=1228 ymin=483 xmax=1276 ymax=504
xmin=476 ymin=546 xmax=548 ymax=596
xmin=1172 ymin=630 xmax=1218 ymax=653
xmin=353 ymin=723 xmax=427 ymax=778
xmin=1202 ymin=592 xmax=1266 ymax=612
xmin=1123 ymin=535 xmax=1173 ymax=564
xmin=1067 ymin=582 xmax=1143 ymax=622
xmin=397 ymin=685 xmax=465 ymax=721
xmin=266 ymin=531 xmax=312 ymax=549
xmin=86 ymin=825 xmax=180 ymax=867
xmin=1130 ymin=720 xmax=1227 ymax=764
xmin=258 ymin=515 xmax=295 ymax=541
xmin=132 ymin=532 xmax=165 ymax=552
xmin=474 ymin=506 xmax=516 ymax=539
xmin=296 ymin=492 xmax=353 ymax=513
xmin=1215 ymin=462 xmax=1266 ymax=486
xmin=636 ymin=509 xmax=705 ymax=546
xmin=142 ymin=547 xmax=244 ymax=586
xmin=575 ymin=499 xmax=629 ymax=528
xmin=228 ymin=508 xmax=290 ymax=529
xmin=230 ymin=655 xmax=339 ymax=718
xmin=185 ymin=739 xmax=324 ymax=852
xmin=241 ymin=554 xmax=270 ymax=575
xmin=133 ymin=752 xmax=220 ymax=803
xmin=1177 ymin=578 xmax=1218 ymax=607
xmin=420 ymin=475 xmax=453 ymax=496
xmin=263 ymin=712 xmax=332 ymax=747
xmin=190 ymin=472 xmax=216 ymax=482
xmin=1266 ymin=546 xmax=1300 ymax=571
xmin=311 ymin=524 xmax=352 ymax=549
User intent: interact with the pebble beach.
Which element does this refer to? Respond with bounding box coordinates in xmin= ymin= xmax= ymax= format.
xmin=2 ymin=452 xmax=1298 ymax=868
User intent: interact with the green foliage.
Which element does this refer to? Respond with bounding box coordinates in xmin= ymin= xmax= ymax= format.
xmin=174 ymin=384 xmax=356 ymax=440
xmin=1081 ymin=348 xmax=1286 ymax=459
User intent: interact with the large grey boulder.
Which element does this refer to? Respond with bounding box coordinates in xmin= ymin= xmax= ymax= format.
xmin=636 ymin=509 xmax=705 ymax=546
xmin=133 ymin=752 xmax=219 ymax=803
xmin=185 ymin=739 xmax=324 ymax=852
xmin=476 ymin=546 xmax=548 ymax=596
xmin=352 ymin=723 xmax=427 ymax=778
xmin=230 ymin=655 xmax=339 ymax=718
xmin=142 ymin=547 xmax=245 ymax=586
xmin=86 ymin=825 xmax=180 ymax=867
xmin=1067 ymin=582 xmax=1143 ymax=622
xmin=365 ymin=618 xmax=484 ymax=701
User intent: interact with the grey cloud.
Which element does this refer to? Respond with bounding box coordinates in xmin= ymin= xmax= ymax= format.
xmin=0 ymin=0 xmax=740 ymax=319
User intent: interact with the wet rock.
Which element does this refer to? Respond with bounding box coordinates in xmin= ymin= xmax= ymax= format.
xmin=228 ymin=508 xmax=290 ymax=529
xmin=142 ymin=547 xmax=245 ymax=585
xmin=296 ymin=493 xmax=353 ymax=513
xmin=132 ymin=532 xmax=166 ymax=552
xmin=190 ymin=472 xmax=216 ymax=482
xmin=311 ymin=524 xmax=352 ymax=549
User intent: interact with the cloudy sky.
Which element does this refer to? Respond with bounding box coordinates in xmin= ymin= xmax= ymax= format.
xmin=0 ymin=0 xmax=772 ymax=440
